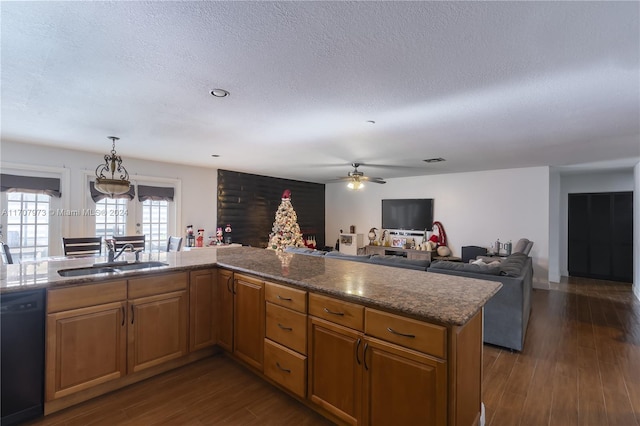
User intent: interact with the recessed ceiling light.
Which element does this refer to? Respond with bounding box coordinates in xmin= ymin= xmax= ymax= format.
xmin=211 ymin=154 xmax=220 ymax=158
xmin=210 ymin=89 xmax=230 ymax=98
xmin=423 ymin=158 xmax=446 ymax=163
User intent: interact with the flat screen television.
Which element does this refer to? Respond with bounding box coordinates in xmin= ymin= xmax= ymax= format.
xmin=382 ymin=199 xmax=434 ymax=231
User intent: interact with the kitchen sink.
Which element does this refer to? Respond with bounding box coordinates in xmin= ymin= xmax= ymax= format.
xmin=58 ymin=266 xmax=120 ymax=277
xmin=58 ymin=261 xmax=168 ymax=277
xmin=115 ymin=261 xmax=168 ymax=271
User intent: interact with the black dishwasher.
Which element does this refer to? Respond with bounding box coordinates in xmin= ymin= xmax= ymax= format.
xmin=1 ymin=289 xmax=45 ymax=425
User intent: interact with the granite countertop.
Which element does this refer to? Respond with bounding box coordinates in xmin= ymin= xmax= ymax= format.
xmin=0 ymin=246 xmax=501 ymax=326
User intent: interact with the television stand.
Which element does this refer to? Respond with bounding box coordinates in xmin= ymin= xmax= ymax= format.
xmin=364 ymin=245 xmax=432 ymax=261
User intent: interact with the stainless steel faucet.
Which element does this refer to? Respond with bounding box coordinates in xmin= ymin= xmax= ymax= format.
xmin=106 ymin=241 xmax=142 ymax=263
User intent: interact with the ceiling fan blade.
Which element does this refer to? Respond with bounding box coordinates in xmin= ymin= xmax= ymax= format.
xmin=360 ymin=176 xmax=385 ymax=182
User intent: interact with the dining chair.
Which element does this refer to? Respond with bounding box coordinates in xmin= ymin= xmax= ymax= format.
xmin=62 ymin=237 xmax=103 ymax=257
xmin=0 ymin=242 xmax=14 ymax=264
xmin=166 ymin=236 xmax=183 ymax=252
xmin=113 ymin=235 xmax=146 ymax=252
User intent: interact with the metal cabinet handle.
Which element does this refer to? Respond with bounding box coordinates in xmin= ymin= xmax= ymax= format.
xmin=363 ymin=343 xmax=369 ymax=371
xmin=276 ymin=362 xmax=291 ymax=373
xmin=356 ymin=338 xmax=361 ymax=365
xmin=387 ymin=327 xmax=415 ymax=338
xmin=227 ymin=276 xmax=233 ymax=294
xmin=276 ymin=295 xmax=292 ymax=301
xmin=277 ymin=323 xmax=293 ymax=331
xmin=130 ymin=305 xmax=135 ymax=324
xmin=121 ymin=306 xmax=125 ymax=326
xmin=323 ymin=307 xmax=344 ymax=316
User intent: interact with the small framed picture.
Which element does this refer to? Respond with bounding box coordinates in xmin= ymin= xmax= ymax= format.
xmin=391 ymin=237 xmax=406 ymax=248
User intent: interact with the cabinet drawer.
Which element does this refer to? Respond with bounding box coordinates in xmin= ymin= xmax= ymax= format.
xmin=265 ymin=302 xmax=307 ymax=354
xmin=128 ymin=272 xmax=188 ymax=299
xmin=309 ymin=293 xmax=364 ymax=331
xmin=48 ymin=280 xmax=127 ymax=313
xmin=365 ymin=309 xmax=446 ymax=359
xmin=264 ymin=339 xmax=306 ymax=398
xmin=265 ymin=282 xmax=307 ymax=313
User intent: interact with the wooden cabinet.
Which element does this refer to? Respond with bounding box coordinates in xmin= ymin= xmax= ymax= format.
xmin=127 ymin=272 xmax=189 ymax=374
xmin=361 ymin=338 xmax=446 ymax=426
xmin=264 ymin=281 xmax=309 ymax=398
xmin=308 ymin=296 xmax=452 ymax=426
xmin=189 ymin=269 xmax=217 ymax=352
xmin=308 ymin=316 xmax=363 ymax=425
xmin=46 ymin=281 xmax=127 ymax=401
xmin=233 ymin=273 xmax=264 ymax=370
xmin=217 ymin=268 xmax=234 ymax=352
xmin=362 ymin=309 xmax=447 ymax=425
xmin=308 ymin=294 xmax=365 ymax=425
xmin=364 ymin=308 xmax=446 ymax=359
xmin=264 ymin=338 xmax=307 ymax=398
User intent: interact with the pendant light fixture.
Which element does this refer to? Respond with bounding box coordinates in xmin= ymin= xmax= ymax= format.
xmin=94 ymin=136 xmax=131 ymax=196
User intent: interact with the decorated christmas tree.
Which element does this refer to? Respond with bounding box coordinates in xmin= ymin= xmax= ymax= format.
xmin=267 ymin=189 xmax=306 ymax=251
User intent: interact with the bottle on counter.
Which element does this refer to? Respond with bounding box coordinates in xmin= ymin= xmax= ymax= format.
xmin=186 ymin=225 xmax=195 ymax=247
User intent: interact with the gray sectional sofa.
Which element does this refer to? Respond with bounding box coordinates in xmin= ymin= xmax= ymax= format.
xmin=284 ymin=247 xmax=431 ymax=271
xmin=283 ymin=246 xmax=533 ymax=351
xmin=427 ymin=253 xmax=533 ymax=351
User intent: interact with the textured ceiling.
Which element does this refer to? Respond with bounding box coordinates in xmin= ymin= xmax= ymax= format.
xmin=1 ymin=1 xmax=639 ymax=183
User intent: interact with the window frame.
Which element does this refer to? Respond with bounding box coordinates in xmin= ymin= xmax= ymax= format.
xmin=0 ymin=163 xmax=69 ymax=257
xmin=82 ymin=172 xmax=181 ymax=252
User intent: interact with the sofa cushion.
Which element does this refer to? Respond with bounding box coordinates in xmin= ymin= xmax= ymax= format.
xmin=499 ymin=252 xmax=528 ymax=276
xmin=324 ymin=251 xmax=371 ymax=263
xmin=429 ymin=260 xmax=501 ymax=275
xmin=513 ymin=238 xmax=533 ymax=255
xmin=369 ymin=255 xmax=430 ymax=271
xmin=284 ymin=247 xmax=327 ymax=256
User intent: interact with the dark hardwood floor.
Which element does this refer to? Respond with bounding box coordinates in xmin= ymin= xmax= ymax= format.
xmin=26 ymin=276 xmax=639 ymax=425
xmin=484 ymin=276 xmax=640 ymax=426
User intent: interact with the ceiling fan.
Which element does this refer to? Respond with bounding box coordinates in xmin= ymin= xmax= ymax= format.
xmin=335 ymin=163 xmax=386 ymax=190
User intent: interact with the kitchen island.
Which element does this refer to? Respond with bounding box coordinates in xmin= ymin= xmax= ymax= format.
xmin=1 ymin=247 xmax=501 ymax=425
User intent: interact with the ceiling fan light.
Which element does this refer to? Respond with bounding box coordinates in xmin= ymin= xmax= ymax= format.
xmin=347 ymin=180 xmax=364 ymax=190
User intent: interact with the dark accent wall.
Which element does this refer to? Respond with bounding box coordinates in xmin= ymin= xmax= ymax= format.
xmin=217 ymin=169 xmax=325 ymax=249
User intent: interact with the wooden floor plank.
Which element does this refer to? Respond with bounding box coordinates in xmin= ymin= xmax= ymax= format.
xmin=549 ymin=359 xmax=579 ymax=426
xmin=519 ymin=358 xmax=554 ymax=426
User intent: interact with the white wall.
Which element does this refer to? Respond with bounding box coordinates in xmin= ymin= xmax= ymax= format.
xmin=635 ymin=162 xmax=640 ymax=301
xmin=1 ymin=141 xmax=218 ymax=254
xmin=326 ymin=167 xmax=550 ymax=288
xmin=557 ymin=169 xmax=635 ymax=279
xmin=548 ymin=169 xmax=562 ymax=282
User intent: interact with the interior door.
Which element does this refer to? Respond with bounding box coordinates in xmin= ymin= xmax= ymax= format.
xmin=568 ymin=192 xmax=633 ymax=282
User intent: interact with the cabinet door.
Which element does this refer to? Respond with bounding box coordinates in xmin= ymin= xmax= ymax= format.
xmin=46 ymin=301 xmax=127 ymax=401
xmin=128 ymin=290 xmax=188 ymax=374
xmin=362 ymin=338 xmax=447 ymax=426
xmin=233 ymin=274 xmax=264 ymax=370
xmin=189 ymin=269 xmax=217 ymax=352
xmin=217 ymin=269 xmax=234 ymax=352
xmin=308 ymin=316 xmax=362 ymax=426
